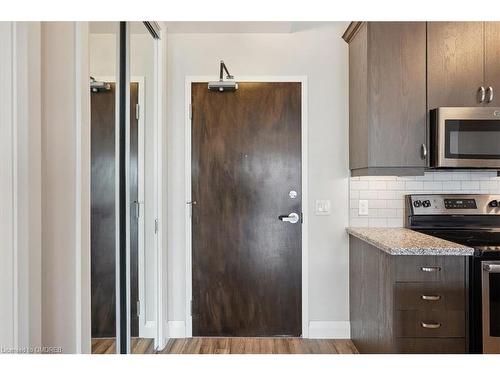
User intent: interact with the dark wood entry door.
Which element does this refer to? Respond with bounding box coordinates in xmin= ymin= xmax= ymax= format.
xmin=191 ymin=82 xmax=302 ymax=337
xmin=91 ymin=82 xmax=139 ymax=338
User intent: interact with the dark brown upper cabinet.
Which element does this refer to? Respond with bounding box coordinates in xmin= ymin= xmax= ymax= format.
xmin=428 ymin=22 xmax=500 ymax=108
xmin=485 ymin=22 xmax=500 ymax=106
xmin=427 ymin=22 xmax=484 ymax=108
xmin=343 ymin=22 xmax=427 ymax=176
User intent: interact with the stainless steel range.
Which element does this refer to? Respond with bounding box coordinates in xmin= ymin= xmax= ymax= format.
xmin=405 ymin=194 xmax=500 ymax=354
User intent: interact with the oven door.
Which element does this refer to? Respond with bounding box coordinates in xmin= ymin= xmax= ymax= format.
xmin=431 ymin=107 xmax=500 ymax=168
xmin=482 ymin=261 xmax=500 ymax=353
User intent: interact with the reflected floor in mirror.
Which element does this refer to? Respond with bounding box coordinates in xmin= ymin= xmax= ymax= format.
xmin=160 ymin=338 xmax=359 ymax=354
xmin=91 ymin=338 xmax=155 ymax=354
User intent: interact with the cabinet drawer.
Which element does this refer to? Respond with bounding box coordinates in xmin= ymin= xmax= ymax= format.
xmin=395 ymin=282 xmax=465 ymax=311
xmin=395 ymin=310 xmax=465 ymax=338
xmin=396 ymin=338 xmax=466 ymax=354
xmin=395 ymin=255 xmax=465 ymax=282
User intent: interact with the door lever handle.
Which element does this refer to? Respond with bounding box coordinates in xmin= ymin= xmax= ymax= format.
xmin=278 ymin=212 xmax=300 ymax=224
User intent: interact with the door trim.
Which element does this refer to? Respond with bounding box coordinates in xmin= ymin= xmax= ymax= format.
xmin=184 ymin=76 xmax=309 ymax=338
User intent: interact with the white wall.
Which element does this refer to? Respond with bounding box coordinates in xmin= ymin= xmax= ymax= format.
xmin=0 ymin=21 xmax=42 ymax=352
xmin=41 ymin=22 xmax=90 ymax=353
xmin=166 ymin=22 xmax=350 ymax=333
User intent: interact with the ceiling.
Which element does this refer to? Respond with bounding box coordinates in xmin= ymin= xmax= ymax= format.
xmin=89 ymin=21 xmax=336 ymax=35
xmin=163 ymin=21 xmax=334 ymax=33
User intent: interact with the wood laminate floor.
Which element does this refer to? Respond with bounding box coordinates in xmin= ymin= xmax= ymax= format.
xmin=91 ymin=338 xmax=155 ymax=354
xmin=160 ymin=338 xmax=359 ymax=354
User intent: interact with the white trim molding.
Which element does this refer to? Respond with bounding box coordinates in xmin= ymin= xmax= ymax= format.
xmin=184 ymin=76 xmax=309 ymax=338
xmin=168 ymin=321 xmax=186 ymax=339
xmin=0 ymin=21 xmax=42 ymax=353
xmin=308 ymin=321 xmax=351 ymax=339
xmin=74 ymin=21 xmax=91 ymax=355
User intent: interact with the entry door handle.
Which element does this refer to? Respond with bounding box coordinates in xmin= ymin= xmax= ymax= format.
xmin=278 ymin=212 xmax=300 ymax=224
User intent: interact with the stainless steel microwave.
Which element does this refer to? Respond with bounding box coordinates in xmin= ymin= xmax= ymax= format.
xmin=431 ymin=107 xmax=500 ymax=168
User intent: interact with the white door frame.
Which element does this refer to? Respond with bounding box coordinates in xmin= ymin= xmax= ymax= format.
xmin=184 ymin=76 xmax=309 ymax=338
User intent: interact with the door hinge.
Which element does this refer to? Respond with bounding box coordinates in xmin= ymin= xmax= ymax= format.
xmin=189 ymin=103 xmax=193 ymax=120
xmin=300 ymin=212 xmax=304 ymax=223
xmin=136 ymin=103 xmax=140 ymax=120
xmin=134 ymin=201 xmax=140 ymax=219
xmin=154 ymin=219 xmax=159 ymax=234
xmin=190 ymin=300 xmax=193 ymax=316
xmin=136 ymin=300 xmax=141 ymax=317
xmin=187 ymin=200 xmax=197 ymax=218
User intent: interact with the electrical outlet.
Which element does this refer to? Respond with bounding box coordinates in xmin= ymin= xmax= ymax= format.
xmin=315 ymin=200 xmax=331 ymax=215
xmin=359 ymin=200 xmax=369 ymax=216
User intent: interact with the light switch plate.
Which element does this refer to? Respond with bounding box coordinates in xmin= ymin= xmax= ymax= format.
xmin=359 ymin=200 xmax=369 ymax=216
xmin=315 ymin=200 xmax=331 ymax=215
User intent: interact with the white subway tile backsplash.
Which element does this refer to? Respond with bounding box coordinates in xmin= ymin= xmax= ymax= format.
xmin=423 ymin=181 xmax=442 ymax=191
xmin=350 ymin=180 xmax=369 ymax=190
xmin=349 ymin=171 xmax=500 ymax=228
xmin=387 ymin=218 xmax=404 ymax=227
xmin=415 ymin=172 xmax=434 ymax=181
xmin=387 ymin=199 xmax=404 ymax=209
xmin=433 ymin=172 xmax=454 ymax=181
xmin=442 ymin=181 xmax=461 ymax=190
xmin=369 ymin=200 xmax=387 ymax=209
xmin=350 ymin=217 xmax=369 ymax=227
xmin=369 ymin=180 xmax=387 ymax=190
xmin=452 ymin=172 xmax=470 ymax=181
xmin=480 ymin=180 xmax=498 ymax=191
xmin=359 ymin=190 xmax=379 ymax=199
xmin=461 ymin=180 xmax=480 ymax=190
xmin=369 ymin=218 xmax=387 ymax=227
xmin=405 ymin=181 xmax=424 ymax=191
xmin=377 ymin=208 xmax=398 ymax=217
xmin=386 ymin=181 xmax=405 ymax=190
xmin=378 ymin=190 xmax=398 ymax=199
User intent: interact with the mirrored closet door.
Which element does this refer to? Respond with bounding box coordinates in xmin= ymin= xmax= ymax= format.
xmin=89 ymin=21 xmax=160 ymax=354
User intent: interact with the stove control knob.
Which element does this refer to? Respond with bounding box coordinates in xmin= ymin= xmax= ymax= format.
xmin=422 ymin=200 xmax=431 ymax=208
xmin=413 ymin=200 xmax=422 ymax=208
xmin=489 ymin=200 xmax=499 ymax=208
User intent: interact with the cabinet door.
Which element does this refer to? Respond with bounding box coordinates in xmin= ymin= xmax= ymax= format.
xmin=368 ymin=22 xmax=427 ymax=167
xmin=484 ymin=22 xmax=500 ymax=106
xmin=427 ymin=22 xmax=484 ymax=108
xmin=348 ymin=23 xmax=368 ymax=170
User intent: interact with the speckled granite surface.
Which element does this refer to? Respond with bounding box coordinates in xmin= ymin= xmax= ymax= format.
xmin=347 ymin=227 xmax=474 ymax=256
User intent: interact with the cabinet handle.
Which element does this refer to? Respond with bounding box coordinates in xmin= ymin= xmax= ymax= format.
xmin=420 ymin=266 xmax=441 ymax=272
xmin=421 ymin=295 xmax=441 ymax=301
xmin=421 ymin=322 xmax=441 ymax=329
xmin=487 ymin=86 xmax=494 ymax=103
xmin=420 ymin=144 xmax=427 ymax=160
xmin=478 ymin=86 xmax=486 ymax=103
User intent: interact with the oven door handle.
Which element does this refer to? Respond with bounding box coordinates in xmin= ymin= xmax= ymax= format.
xmin=483 ymin=263 xmax=500 ymax=273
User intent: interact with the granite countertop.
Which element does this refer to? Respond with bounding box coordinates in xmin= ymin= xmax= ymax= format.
xmin=346 ymin=227 xmax=474 ymax=256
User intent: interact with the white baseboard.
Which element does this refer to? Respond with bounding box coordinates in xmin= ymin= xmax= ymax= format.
xmin=308 ymin=321 xmax=351 ymax=339
xmin=167 ymin=320 xmax=350 ymax=339
xmin=168 ymin=320 xmax=186 ymax=338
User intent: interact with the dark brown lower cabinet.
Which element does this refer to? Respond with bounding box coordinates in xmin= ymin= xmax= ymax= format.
xmin=349 ymin=236 xmax=467 ymax=353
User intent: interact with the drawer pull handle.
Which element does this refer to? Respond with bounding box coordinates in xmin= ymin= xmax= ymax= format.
xmin=420 ymin=266 xmax=441 ymax=272
xmin=421 ymin=322 xmax=441 ymax=329
xmin=421 ymin=295 xmax=441 ymax=301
